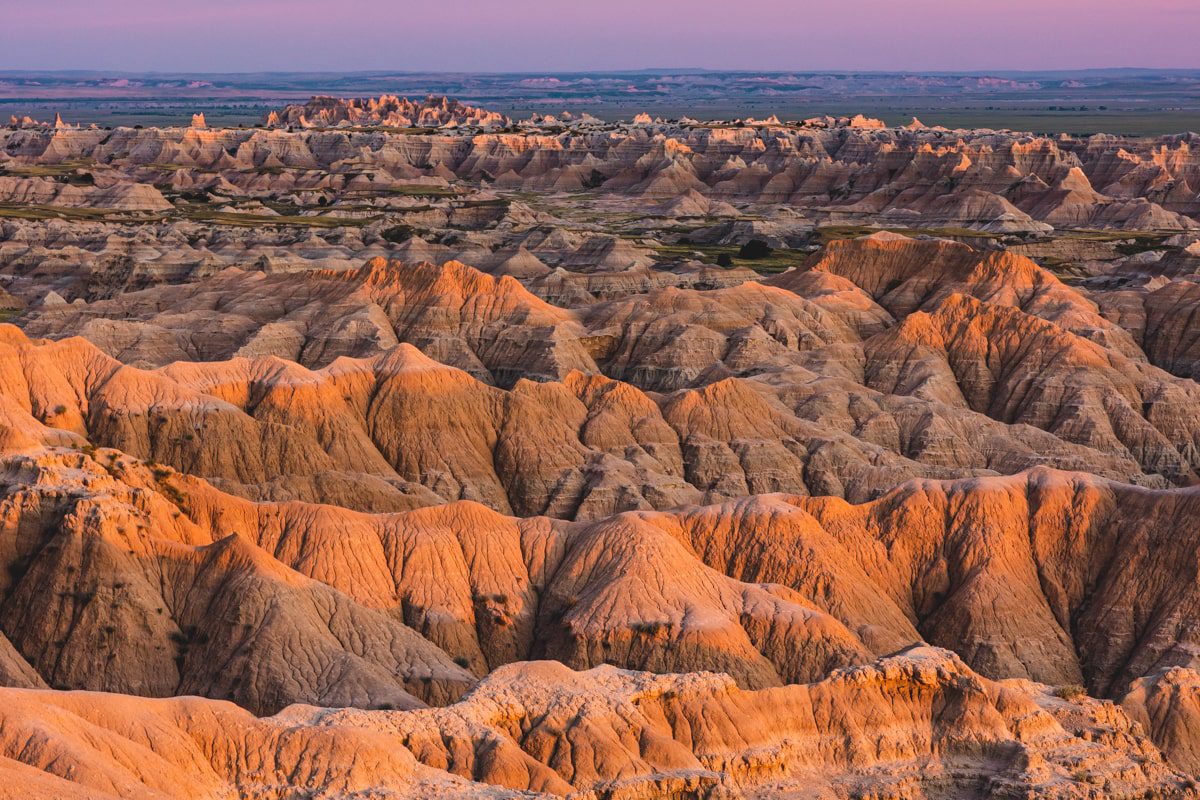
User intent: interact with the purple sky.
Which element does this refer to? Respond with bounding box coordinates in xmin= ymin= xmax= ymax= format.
xmin=6 ymin=0 xmax=1199 ymax=72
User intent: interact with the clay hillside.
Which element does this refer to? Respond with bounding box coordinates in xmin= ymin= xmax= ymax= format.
xmin=1 ymin=96 xmax=1200 ymax=798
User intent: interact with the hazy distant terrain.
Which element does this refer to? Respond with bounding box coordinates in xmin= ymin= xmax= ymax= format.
xmin=4 ymin=68 xmax=1200 ymax=133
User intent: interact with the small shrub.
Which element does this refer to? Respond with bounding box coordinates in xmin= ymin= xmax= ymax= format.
xmin=631 ymin=620 xmax=671 ymax=636
xmin=5 ymin=557 xmax=31 ymax=584
xmin=1055 ymin=684 xmax=1087 ymax=701
xmin=453 ymin=656 xmax=470 ymax=668
xmin=716 ymin=253 xmax=734 ymax=268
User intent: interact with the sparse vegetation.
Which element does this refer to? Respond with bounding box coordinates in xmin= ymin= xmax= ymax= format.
xmin=653 ymin=241 xmax=801 ymax=274
xmin=631 ymin=620 xmax=672 ymax=636
xmin=1055 ymin=684 xmax=1087 ymax=701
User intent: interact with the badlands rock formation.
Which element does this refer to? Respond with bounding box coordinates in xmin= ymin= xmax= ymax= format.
xmin=1 ymin=648 xmax=1195 ymax=799
xmin=4 ymin=409 xmax=1200 ymax=709
xmin=9 ymin=430 xmax=1200 ymax=795
xmin=2 ymin=101 xmax=1200 ymax=796
xmin=266 ymin=94 xmax=510 ymax=129
xmin=2 ymin=111 xmax=1199 ymax=233
xmin=19 ymin=235 xmax=1200 ymax=508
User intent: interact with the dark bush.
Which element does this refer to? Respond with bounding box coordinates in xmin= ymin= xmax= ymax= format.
xmin=738 ymin=239 xmax=773 ymax=260
xmin=5 ymin=556 xmax=31 ymax=585
xmin=582 ymin=168 xmax=606 ymax=189
xmin=381 ymin=225 xmax=414 ymax=244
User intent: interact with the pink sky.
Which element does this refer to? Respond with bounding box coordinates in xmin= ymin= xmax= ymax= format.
xmin=5 ymin=0 xmax=1199 ymax=72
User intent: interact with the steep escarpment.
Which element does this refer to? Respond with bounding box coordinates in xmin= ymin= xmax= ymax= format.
xmin=21 ymin=257 xmax=594 ymax=386
xmin=1124 ymin=666 xmax=1200 ymax=777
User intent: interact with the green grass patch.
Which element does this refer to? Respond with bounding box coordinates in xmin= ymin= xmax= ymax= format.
xmin=0 ymin=160 xmax=93 ymax=178
xmin=1056 ymin=229 xmax=1174 ymax=245
xmin=0 ymin=204 xmax=116 ymax=221
xmin=654 ymin=242 xmax=805 ymax=274
xmin=815 ymin=225 xmax=1002 ymax=244
xmin=183 ymin=208 xmax=375 ymax=228
xmin=387 ymin=184 xmax=462 ymax=198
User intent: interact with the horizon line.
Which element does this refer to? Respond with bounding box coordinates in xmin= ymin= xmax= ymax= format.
xmin=3 ymin=66 xmax=1200 ymax=77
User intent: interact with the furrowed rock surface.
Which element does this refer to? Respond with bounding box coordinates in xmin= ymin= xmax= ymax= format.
xmin=4 ymin=119 xmax=1197 ymax=231
xmin=20 ymin=235 xmax=1200 ymax=502
xmin=0 ymin=323 xmax=1169 ymax=519
xmin=0 ymin=648 xmax=1195 ymax=799
xmin=0 ymin=445 xmax=870 ymax=708
xmin=6 ymin=419 xmax=1200 ymax=724
xmin=1123 ymin=666 xmax=1200 ymax=777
